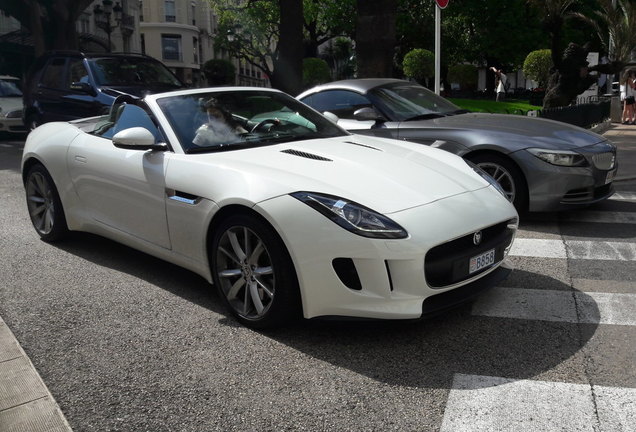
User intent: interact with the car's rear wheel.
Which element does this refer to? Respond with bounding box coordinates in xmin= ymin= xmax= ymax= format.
xmin=25 ymin=164 xmax=69 ymax=241
xmin=210 ymin=213 xmax=301 ymax=328
xmin=468 ymin=153 xmax=528 ymax=213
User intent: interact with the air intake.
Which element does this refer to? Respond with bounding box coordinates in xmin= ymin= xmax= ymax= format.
xmin=281 ymin=149 xmax=332 ymax=161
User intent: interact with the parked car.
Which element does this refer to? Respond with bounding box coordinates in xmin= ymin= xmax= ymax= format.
xmin=0 ymin=75 xmax=26 ymax=135
xmin=298 ymin=79 xmax=618 ymax=213
xmin=22 ymin=51 xmax=184 ymax=130
xmin=21 ymin=87 xmax=518 ymax=328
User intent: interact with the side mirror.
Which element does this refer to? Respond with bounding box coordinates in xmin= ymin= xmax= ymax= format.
xmin=113 ymin=127 xmax=167 ymax=151
xmin=70 ymin=81 xmax=96 ymax=96
xmin=353 ymin=107 xmax=384 ymax=122
xmin=322 ymin=111 xmax=339 ymax=123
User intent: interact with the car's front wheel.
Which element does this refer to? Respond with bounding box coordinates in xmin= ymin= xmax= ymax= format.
xmin=210 ymin=213 xmax=301 ymax=328
xmin=25 ymin=164 xmax=69 ymax=241
xmin=467 ymin=153 xmax=528 ymax=213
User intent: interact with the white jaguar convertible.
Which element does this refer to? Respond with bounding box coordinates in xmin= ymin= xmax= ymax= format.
xmin=22 ymin=87 xmax=518 ymax=328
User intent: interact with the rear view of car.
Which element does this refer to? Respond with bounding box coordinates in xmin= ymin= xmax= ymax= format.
xmin=22 ymin=51 xmax=184 ymax=130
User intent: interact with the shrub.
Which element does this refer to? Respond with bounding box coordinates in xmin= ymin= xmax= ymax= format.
xmin=303 ymin=57 xmax=331 ymax=88
xmin=447 ymin=64 xmax=478 ymax=90
xmin=523 ymin=49 xmax=552 ymax=89
xmin=202 ymin=59 xmax=236 ymax=85
xmin=402 ymin=48 xmax=434 ymax=84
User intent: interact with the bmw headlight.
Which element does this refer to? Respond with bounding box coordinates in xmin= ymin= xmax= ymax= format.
xmin=466 ymin=161 xmax=506 ymax=198
xmin=527 ymin=148 xmax=588 ymax=167
xmin=291 ymin=191 xmax=408 ymax=239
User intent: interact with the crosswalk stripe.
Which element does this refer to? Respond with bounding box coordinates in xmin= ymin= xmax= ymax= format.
xmin=559 ymin=210 xmax=636 ymax=224
xmin=441 ymin=374 xmax=636 ymax=432
xmin=510 ymin=238 xmax=636 ymax=261
xmin=610 ymin=192 xmax=636 ymax=201
xmin=472 ymin=287 xmax=636 ymax=325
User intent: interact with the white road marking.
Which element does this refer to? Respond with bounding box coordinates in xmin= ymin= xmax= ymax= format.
xmin=559 ymin=210 xmax=636 ymax=224
xmin=610 ymin=192 xmax=636 ymax=201
xmin=472 ymin=287 xmax=636 ymax=326
xmin=441 ymin=374 xmax=636 ymax=432
xmin=510 ymin=238 xmax=636 ymax=261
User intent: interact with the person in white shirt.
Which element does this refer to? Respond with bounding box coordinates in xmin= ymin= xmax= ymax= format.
xmin=193 ymin=98 xmax=247 ymax=146
xmin=491 ymin=67 xmax=507 ymax=102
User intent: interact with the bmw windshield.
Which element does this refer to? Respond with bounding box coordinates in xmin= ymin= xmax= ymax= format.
xmin=368 ymin=82 xmax=468 ymax=121
xmin=157 ymin=90 xmax=348 ymax=153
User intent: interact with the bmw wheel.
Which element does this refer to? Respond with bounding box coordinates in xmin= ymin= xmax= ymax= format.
xmin=468 ymin=154 xmax=528 ymax=213
xmin=25 ymin=164 xmax=69 ymax=241
xmin=210 ymin=213 xmax=301 ymax=328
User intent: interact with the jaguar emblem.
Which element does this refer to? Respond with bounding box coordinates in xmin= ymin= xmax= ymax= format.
xmin=473 ymin=231 xmax=482 ymax=246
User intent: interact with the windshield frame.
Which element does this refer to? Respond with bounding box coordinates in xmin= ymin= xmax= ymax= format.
xmin=367 ymin=82 xmax=463 ymax=122
xmin=154 ymin=89 xmax=349 ymax=154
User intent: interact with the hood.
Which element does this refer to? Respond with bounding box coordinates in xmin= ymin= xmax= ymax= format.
xmin=406 ymin=112 xmax=606 ymax=151
xmin=0 ymin=96 xmax=23 ymax=113
xmin=186 ymin=135 xmax=491 ymax=214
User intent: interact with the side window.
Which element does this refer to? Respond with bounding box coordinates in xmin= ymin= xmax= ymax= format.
xmin=68 ymin=60 xmax=90 ymax=87
xmin=39 ymin=58 xmax=66 ymax=89
xmin=301 ymin=90 xmax=372 ymax=119
xmin=95 ymin=103 xmax=164 ymax=143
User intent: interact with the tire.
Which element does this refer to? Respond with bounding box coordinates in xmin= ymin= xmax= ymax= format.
xmin=210 ymin=213 xmax=301 ymax=329
xmin=467 ymin=153 xmax=528 ymax=213
xmin=24 ymin=164 xmax=69 ymax=242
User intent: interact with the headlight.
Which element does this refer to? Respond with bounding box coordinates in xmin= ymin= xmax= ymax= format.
xmin=291 ymin=191 xmax=408 ymax=239
xmin=466 ymin=160 xmax=506 ymax=198
xmin=527 ymin=148 xmax=588 ymax=167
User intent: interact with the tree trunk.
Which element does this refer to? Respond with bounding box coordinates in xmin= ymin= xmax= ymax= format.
xmin=355 ymin=0 xmax=397 ymax=78
xmin=272 ymin=0 xmax=304 ymax=95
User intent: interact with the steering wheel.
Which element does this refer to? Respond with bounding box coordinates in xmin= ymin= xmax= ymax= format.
xmin=251 ymin=118 xmax=280 ymax=133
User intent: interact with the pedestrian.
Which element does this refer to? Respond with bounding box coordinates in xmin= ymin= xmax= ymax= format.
xmin=621 ymin=70 xmax=635 ymax=124
xmin=490 ymin=66 xmax=507 ymax=102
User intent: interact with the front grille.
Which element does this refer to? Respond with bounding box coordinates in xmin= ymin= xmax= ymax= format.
xmin=592 ymin=152 xmax=616 ymax=170
xmin=424 ymin=221 xmax=514 ymax=288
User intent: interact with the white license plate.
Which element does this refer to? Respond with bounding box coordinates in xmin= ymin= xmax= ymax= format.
xmin=469 ymin=249 xmax=495 ymax=274
xmin=605 ymin=169 xmax=617 ymax=184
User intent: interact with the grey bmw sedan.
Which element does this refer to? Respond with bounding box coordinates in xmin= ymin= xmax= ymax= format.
xmin=297 ymin=79 xmax=617 ymax=213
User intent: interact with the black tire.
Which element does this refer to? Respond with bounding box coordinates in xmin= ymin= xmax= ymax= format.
xmin=467 ymin=153 xmax=528 ymax=213
xmin=210 ymin=213 xmax=301 ymax=329
xmin=24 ymin=164 xmax=69 ymax=242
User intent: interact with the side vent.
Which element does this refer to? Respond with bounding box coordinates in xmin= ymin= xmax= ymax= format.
xmin=344 ymin=141 xmax=383 ymax=151
xmin=332 ymin=258 xmax=362 ymax=290
xmin=281 ymin=149 xmax=332 ymax=161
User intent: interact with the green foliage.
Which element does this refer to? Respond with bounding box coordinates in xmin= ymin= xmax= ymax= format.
xmin=523 ymin=49 xmax=553 ymax=88
xmin=302 ymin=58 xmax=331 ymax=88
xmin=447 ymin=64 xmax=478 ymax=90
xmin=202 ymin=59 xmax=236 ymax=85
xmin=449 ymin=98 xmax=542 ymax=114
xmin=402 ymin=48 xmax=434 ymax=82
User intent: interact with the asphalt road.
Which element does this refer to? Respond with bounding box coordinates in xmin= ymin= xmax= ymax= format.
xmin=0 ymin=129 xmax=635 ymax=431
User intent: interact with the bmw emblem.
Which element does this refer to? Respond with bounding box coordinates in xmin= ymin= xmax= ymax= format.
xmin=473 ymin=231 xmax=482 ymax=246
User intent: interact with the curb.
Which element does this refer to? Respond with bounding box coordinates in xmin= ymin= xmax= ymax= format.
xmin=0 ymin=317 xmax=73 ymax=432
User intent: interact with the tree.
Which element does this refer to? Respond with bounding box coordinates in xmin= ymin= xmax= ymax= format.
xmin=211 ymin=0 xmax=304 ymax=95
xmin=402 ymin=48 xmax=434 ymax=86
xmin=302 ymin=57 xmax=331 ymax=89
xmin=523 ymin=49 xmax=553 ymax=88
xmin=202 ymin=59 xmax=236 ymax=85
xmin=303 ymin=0 xmax=355 ymax=57
xmin=355 ymin=0 xmax=398 ymax=77
xmin=0 ymin=0 xmax=94 ymax=57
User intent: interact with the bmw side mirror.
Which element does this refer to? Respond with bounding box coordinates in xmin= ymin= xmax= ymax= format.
xmin=113 ymin=127 xmax=167 ymax=151
xmin=70 ymin=81 xmax=96 ymax=96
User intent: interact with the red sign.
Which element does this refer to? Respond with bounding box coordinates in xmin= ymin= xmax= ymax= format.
xmin=435 ymin=0 xmax=449 ymax=8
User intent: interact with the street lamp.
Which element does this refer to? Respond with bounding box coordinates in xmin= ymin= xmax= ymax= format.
xmin=93 ymin=0 xmax=123 ymax=52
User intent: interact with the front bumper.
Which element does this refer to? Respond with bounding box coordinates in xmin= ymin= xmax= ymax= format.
xmin=0 ymin=116 xmax=26 ymax=134
xmin=257 ymin=186 xmax=518 ymax=320
xmin=513 ymin=144 xmax=617 ymax=212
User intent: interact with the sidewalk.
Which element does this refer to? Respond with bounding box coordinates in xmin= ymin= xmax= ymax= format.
xmin=0 ymin=121 xmax=633 ymax=432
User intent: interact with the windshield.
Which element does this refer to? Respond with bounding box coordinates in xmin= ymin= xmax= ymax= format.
xmin=156 ymin=90 xmax=348 ymax=153
xmin=368 ymin=83 xmax=463 ymax=121
xmin=88 ymin=57 xmax=182 ymax=88
xmin=0 ymin=79 xmax=22 ymax=97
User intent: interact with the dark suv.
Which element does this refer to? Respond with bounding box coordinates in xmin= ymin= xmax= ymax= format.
xmin=23 ymin=51 xmax=185 ymax=129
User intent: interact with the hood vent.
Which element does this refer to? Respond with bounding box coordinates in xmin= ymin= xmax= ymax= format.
xmin=344 ymin=141 xmax=383 ymax=151
xmin=281 ymin=149 xmax=332 ymax=161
